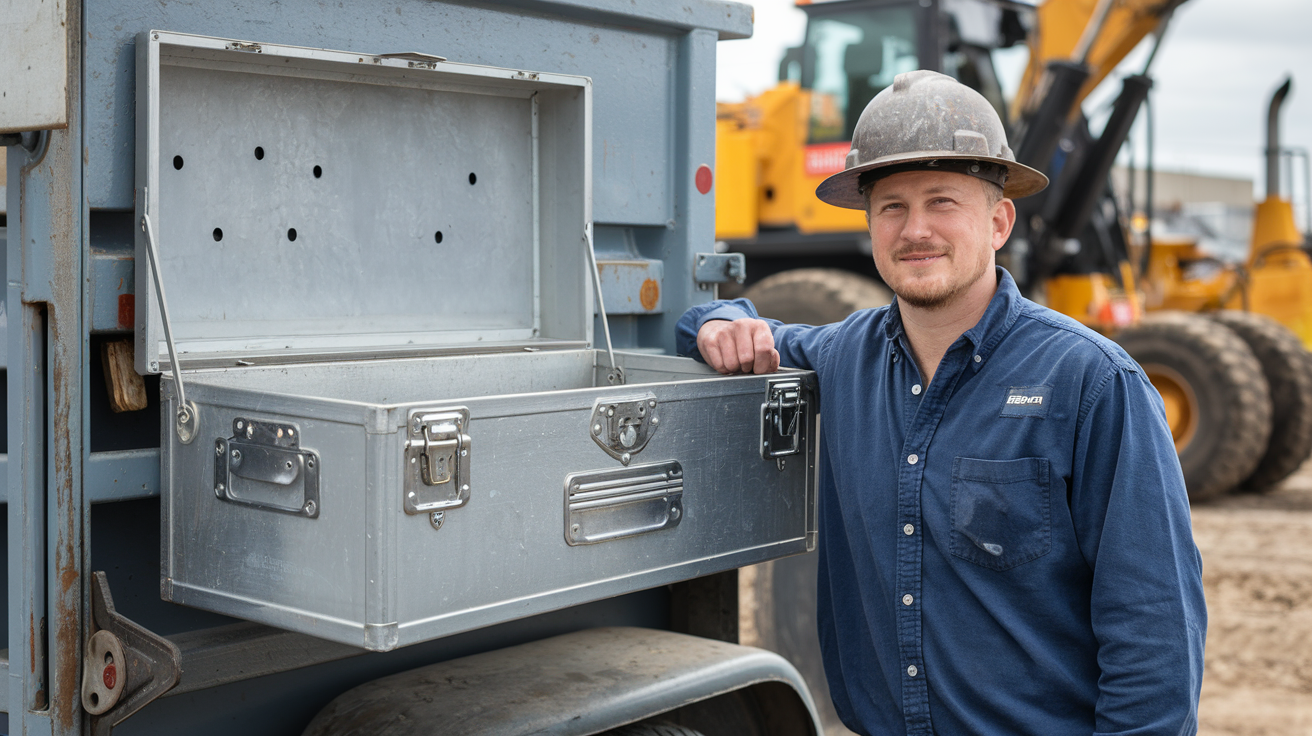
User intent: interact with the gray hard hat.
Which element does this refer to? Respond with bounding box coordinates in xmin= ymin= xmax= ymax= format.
xmin=815 ymin=70 xmax=1048 ymax=210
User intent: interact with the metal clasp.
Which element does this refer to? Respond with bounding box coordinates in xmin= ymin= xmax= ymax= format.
xmin=761 ymin=379 xmax=806 ymax=462
xmin=590 ymin=393 xmax=660 ymax=465
xmin=404 ymin=407 xmax=472 ymax=516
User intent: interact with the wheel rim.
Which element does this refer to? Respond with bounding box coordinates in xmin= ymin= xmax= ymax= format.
xmin=1142 ymin=363 xmax=1200 ymax=452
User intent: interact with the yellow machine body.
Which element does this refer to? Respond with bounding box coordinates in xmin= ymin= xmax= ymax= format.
xmin=1135 ymin=196 xmax=1312 ymax=347
xmin=715 ymin=84 xmax=867 ymax=240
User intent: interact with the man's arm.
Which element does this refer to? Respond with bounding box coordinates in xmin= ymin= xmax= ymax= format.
xmin=1071 ymin=365 xmax=1206 ymax=735
xmin=675 ymin=297 xmax=839 ymax=374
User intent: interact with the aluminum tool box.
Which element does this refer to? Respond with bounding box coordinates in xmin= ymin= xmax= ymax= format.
xmin=136 ymin=32 xmax=817 ymax=651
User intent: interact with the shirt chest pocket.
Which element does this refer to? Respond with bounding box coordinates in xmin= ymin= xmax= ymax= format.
xmin=950 ymin=457 xmax=1051 ymax=571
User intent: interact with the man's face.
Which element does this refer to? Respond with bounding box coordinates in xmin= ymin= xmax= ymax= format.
xmin=866 ymin=169 xmax=1015 ymax=310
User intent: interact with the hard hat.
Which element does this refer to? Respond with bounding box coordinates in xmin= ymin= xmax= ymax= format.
xmin=815 ymin=70 xmax=1048 ymax=210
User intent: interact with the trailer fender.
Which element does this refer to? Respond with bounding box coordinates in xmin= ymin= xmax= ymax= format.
xmin=301 ymin=626 xmax=823 ymax=736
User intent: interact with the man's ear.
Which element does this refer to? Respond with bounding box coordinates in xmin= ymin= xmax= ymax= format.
xmin=992 ymin=198 xmax=1017 ymax=252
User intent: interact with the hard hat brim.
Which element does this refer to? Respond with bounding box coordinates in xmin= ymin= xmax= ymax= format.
xmin=815 ymin=151 xmax=1049 ymax=210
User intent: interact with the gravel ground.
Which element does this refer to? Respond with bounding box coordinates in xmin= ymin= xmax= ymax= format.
xmin=1193 ymin=462 xmax=1312 ymax=735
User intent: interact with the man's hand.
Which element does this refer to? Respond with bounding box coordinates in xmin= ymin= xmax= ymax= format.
xmin=697 ymin=318 xmax=781 ymax=375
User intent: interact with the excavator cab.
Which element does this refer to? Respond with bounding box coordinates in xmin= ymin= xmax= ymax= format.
xmin=722 ymin=0 xmax=1035 ymax=240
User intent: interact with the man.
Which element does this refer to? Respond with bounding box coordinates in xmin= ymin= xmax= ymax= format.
xmin=676 ymin=71 xmax=1205 ymax=735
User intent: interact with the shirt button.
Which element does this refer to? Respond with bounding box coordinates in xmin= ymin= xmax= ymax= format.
xmin=907 ymin=454 xmax=918 ymax=465
xmin=903 ymin=523 xmax=914 ymax=535
xmin=974 ymin=354 xmax=982 ymax=363
xmin=902 ymin=594 xmax=913 ymax=605
xmin=907 ymin=665 xmax=919 ymax=677
xmin=911 ymin=384 xmax=922 ymax=395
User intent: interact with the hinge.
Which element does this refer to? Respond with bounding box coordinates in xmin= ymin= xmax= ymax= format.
xmin=84 ymin=572 xmax=181 ymax=736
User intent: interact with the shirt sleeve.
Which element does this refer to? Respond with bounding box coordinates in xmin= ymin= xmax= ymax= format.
xmin=674 ymin=297 xmax=839 ymax=372
xmin=1070 ymin=365 xmax=1207 ymax=736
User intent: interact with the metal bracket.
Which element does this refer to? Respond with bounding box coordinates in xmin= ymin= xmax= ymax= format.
xmin=85 ymin=571 xmax=181 ymax=736
xmin=214 ymin=418 xmax=321 ymax=518
xmin=590 ymin=393 xmax=660 ymax=465
xmin=404 ymin=407 xmax=472 ymax=516
xmin=694 ymin=252 xmax=746 ymax=290
xmin=761 ymin=379 xmax=806 ymax=462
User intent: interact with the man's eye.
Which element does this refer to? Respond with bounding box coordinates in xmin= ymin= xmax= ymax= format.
xmin=881 ymin=203 xmax=905 ymax=212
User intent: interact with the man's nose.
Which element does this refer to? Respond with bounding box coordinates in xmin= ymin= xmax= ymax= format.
xmin=902 ymin=205 xmax=934 ymax=243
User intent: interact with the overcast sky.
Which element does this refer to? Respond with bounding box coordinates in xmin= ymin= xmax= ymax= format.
xmin=715 ymin=0 xmax=1312 ymax=200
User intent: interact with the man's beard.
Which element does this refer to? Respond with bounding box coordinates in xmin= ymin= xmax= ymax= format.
xmin=884 ymin=246 xmax=991 ymax=310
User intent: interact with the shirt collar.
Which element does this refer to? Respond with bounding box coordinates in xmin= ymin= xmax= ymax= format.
xmin=883 ymin=267 xmax=1024 ymax=372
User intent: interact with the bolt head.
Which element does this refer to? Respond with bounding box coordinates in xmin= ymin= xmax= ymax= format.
xmin=303 ymin=500 xmax=317 ymax=515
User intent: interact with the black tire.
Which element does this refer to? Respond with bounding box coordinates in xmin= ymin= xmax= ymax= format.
xmin=742 ymin=268 xmax=892 ymax=324
xmin=602 ymin=721 xmax=706 ymax=736
xmin=1114 ymin=312 xmax=1272 ymax=502
xmin=1209 ymin=310 xmax=1312 ymax=491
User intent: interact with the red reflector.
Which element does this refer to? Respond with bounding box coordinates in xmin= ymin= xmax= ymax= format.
xmin=695 ymin=164 xmax=713 ymax=194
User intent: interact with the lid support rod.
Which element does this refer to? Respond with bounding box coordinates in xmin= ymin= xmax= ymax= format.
xmin=140 ymin=190 xmax=200 ymax=443
xmin=583 ymin=223 xmax=625 ymax=385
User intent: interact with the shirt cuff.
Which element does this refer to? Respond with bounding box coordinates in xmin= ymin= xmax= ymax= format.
xmin=695 ymin=304 xmax=754 ymax=331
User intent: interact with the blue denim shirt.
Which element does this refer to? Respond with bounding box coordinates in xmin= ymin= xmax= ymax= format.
xmin=676 ymin=268 xmax=1206 ymax=736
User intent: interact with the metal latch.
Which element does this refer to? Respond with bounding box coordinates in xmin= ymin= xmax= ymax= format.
xmin=405 ymin=407 xmax=472 ymax=523
xmin=694 ymin=252 xmax=746 ymax=290
xmin=590 ymin=393 xmax=660 ymax=465
xmin=214 ymin=418 xmax=321 ymax=517
xmin=761 ymin=379 xmax=806 ymax=464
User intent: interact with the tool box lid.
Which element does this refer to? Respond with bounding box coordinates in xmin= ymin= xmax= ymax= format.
xmin=134 ymin=31 xmax=592 ymax=373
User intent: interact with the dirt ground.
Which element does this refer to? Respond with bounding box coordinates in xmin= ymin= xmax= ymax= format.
xmin=1193 ymin=461 xmax=1312 ymax=735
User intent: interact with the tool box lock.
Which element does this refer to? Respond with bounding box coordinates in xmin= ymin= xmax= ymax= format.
xmin=405 ymin=408 xmax=473 ymax=517
xmin=761 ymin=379 xmax=807 ymax=461
xmin=590 ymin=393 xmax=660 ymax=465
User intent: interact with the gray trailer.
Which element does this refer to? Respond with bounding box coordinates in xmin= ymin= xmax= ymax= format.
xmin=0 ymin=2 xmax=826 ymax=734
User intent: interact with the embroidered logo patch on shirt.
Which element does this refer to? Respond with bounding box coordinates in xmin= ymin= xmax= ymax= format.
xmin=1001 ymin=386 xmax=1051 ymax=417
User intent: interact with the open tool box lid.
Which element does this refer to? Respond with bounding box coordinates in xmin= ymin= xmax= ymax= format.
xmin=134 ymin=30 xmax=593 ymax=374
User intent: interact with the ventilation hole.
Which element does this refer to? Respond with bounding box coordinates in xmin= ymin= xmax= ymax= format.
xmin=287 ymin=228 xmax=298 ymax=242
xmin=764 ymin=186 xmax=775 ymax=201
xmin=313 ymin=165 xmax=322 ymax=178
xmin=172 ymin=155 xmax=184 ymax=170
xmin=212 ymin=228 xmax=223 ymax=242
xmin=434 ymin=231 xmax=444 ymax=244
xmin=90 ymin=693 xmax=99 ymax=706
xmin=254 ymin=146 xmax=265 ymax=160
xmin=468 ymin=172 xmax=477 ymax=185
xmin=104 ymin=651 xmax=113 ymax=664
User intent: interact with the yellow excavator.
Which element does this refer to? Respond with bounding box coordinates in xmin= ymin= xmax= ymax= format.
xmin=716 ymin=0 xmax=1312 ymax=503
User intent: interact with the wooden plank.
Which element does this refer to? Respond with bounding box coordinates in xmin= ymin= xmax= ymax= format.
xmin=101 ymin=339 xmax=148 ymax=412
